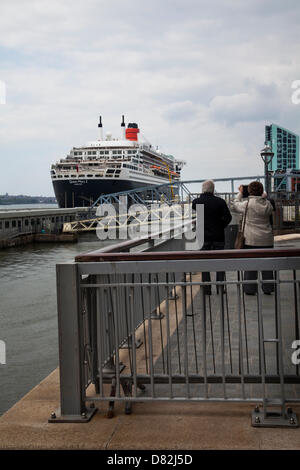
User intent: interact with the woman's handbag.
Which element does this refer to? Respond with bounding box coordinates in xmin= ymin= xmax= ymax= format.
xmin=234 ymin=201 xmax=249 ymax=249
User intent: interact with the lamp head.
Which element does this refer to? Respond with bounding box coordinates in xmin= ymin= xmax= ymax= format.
xmin=260 ymin=144 xmax=274 ymax=164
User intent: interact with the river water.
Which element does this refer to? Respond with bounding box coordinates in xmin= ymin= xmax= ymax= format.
xmin=0 ymin=229 xmax=115 ymax=416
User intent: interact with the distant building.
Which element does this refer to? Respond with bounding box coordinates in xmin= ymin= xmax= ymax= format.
xmin=265 ymin=124 xmax=299 ymax=191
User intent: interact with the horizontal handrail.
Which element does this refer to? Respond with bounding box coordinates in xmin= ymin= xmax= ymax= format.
xmin=75 ymin=247 xmax=300 ymax=262
xmin=76 ymin=218 xmax=196 ymax=258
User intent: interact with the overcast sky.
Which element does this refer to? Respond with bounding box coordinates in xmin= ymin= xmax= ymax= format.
xmin=0 ymin=0 xmax=300 ymax=196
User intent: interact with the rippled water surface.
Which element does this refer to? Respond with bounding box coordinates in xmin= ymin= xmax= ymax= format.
xmin=0 ymin=233 xmax=115 ymax=415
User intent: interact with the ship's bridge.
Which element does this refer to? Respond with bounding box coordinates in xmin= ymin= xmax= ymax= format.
xmin=85 ymin=139 xmax=139 ymax=148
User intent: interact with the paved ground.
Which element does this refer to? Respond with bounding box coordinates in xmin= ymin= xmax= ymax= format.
xmin=152 ymin=269 xmax=299 ymax=402
xmin=1 ymin=367 xmax=300 ymax=450
xmin=1 ymin=236 xmax=300 ymax=450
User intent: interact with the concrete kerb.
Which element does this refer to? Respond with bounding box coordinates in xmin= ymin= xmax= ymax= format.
xmin=274 ymin=234 xmax=300 ymax=242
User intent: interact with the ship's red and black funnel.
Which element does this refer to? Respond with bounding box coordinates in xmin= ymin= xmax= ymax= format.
xmin=126 ymin=123 xmax=139 ymax=141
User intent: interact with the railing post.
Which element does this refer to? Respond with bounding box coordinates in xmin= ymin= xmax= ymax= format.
xmin=48 ymin=263 xmax=97 ymax=423
xmin=295 ymin=194 xmax=299 ymax=230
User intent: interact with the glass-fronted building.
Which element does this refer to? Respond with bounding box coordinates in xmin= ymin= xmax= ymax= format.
xmin=265 ymin=124 xmax=299 ymax=190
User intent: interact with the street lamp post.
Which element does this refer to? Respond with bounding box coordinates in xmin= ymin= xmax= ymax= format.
xmin=260 ymin=144 xmax=274 ymax=194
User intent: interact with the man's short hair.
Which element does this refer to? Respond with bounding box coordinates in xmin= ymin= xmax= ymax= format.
xmin=248 ymin=181 xmax=264 ymax=196
xmin=202 ymin=180 xmax=215 ymax=193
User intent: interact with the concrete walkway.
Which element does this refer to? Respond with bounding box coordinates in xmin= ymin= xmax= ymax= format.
xmin=1 ymin=367 xmax=300 ymax=449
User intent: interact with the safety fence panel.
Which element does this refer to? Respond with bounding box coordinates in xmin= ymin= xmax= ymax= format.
xmin=49 ymin=250 xmax=300 ymax=426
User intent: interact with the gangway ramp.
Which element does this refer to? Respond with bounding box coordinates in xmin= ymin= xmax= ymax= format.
xmin=63 ymin=203 xmax=194 ymax=233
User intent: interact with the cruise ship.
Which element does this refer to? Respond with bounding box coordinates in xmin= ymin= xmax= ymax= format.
xmin=51 ymin=116 xmax=186 ymax=208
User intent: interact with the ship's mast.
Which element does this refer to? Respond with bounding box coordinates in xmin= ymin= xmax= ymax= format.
xmin=98 ymin=116 xmax=103 ymax=140
xmin=121 ymin=115 xmax=125 ymax=139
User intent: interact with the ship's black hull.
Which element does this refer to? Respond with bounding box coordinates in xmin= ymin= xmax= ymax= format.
xmin=52 ymin=179 xmax=167 ymax=208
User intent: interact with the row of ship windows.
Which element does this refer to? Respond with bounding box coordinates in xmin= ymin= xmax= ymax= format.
xmin=53 ymin=174 xmax=123 ymax=179
xmin=73 ymin=150 xmax=138 ymax=156
xmin=53 ymin=166 xmax=138 ymax=178
xmin=0 ymin=215 xmax=74 ymax=230
xmin=59 ymin=161 xmax=139 ymax=170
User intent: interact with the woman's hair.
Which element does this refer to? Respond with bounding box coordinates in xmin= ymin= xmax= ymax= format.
xmin=248 ymin=181 xmax=264 ymax=196
xmin=242 ymin=185 xmax=249 ymax=198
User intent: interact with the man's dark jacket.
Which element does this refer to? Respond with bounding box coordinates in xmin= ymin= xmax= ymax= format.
xmin=192 ymin=192 xmax=232 ymax=242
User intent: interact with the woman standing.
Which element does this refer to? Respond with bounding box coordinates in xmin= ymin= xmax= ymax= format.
xmin=232 ymin=181 xmax=275 ymax=295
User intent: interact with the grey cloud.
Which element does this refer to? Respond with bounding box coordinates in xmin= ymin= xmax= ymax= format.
xmin=209 ymin=82 xmax=283 ymax=126
xmin=1 ymin=0 xmax=300 ymax=195
xmin=161 ymin=101 xmax=198 ymax=122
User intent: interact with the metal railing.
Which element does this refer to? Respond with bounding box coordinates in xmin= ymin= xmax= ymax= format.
xmin=215 ymin=191 xmax=300 ymax=234
xmin=50 ymin=241 xmax=300 ymax=428
xmin=63 ymin=189 xmax=300 ymax=236
xmin=0 ymin=227 xmax=34 ymax=241
xmin=90 ymin=176 xmax=265 ymax=208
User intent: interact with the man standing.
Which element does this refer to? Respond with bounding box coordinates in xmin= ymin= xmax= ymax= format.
xmin=192 ymin=180 xmax=232 ymax=294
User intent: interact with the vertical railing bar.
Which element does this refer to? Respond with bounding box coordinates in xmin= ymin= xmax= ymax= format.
xmin=165 ymin=277 xmax=173 ymax=398
xmin=182 ymin=281 xmax=190 ymax=398
xmin=257 ymin=271 xmax=266 ymax=415
xmin=112 ymin=286 xmax=120 ymax=398
xmin=293 ymin=270 xmax=300 ymax=376
xmin=140 ymin=274 xmax=149 ymax=375
xmin=256 ymin=288 xmax=262 ymax=376
xmin=173 ymin=272 xmax=182 ymax=374
xmin=189 ymin=272 xmax=199 ymax=374
xmin=237 ymin=272 xmax=245 ymax=399
xmin=219 ymin=287 xmax=226 ymax=399
xmin=224 ymin=274 xmax=233 ymax=374
xmin=147 ymin=278 xmax=155 ymax=398
xmin=129 ymin=286 xmax=137 ymax=397
xmin=80 ymin=277 xmax=89 ymax=405
xmin=241 ymin=271 xmax=250 ymax=375
xmin=208 ymin=296 xmax=216 ymax=374
xmin=89 ymin=280 xmax=99 ymax=394
xmin=155 ymin=273 xmax=165 ymax=373
xmin=121 ymin=275 xmax=127 ymax=359
xmin=106 ymin=275 xmax=115 ymax=369
xmin=275 ymin=270 xmax=286 ymax=414
xmin=80 ymin=288 xmax=88 ymax=387
xmin=296 ymin=276 xmax=300 ymax=376
xmin=201 ymin=288 xmax=208 ymax=398
xmin=124 ymin=274 xmax=133 ymax=374
xmin=86 ymin=286 xmax=94 ymax=387
xmin=274 ymin=271 xmax=279 ymax=376
xmin=96 ymin=285 xmax=104 ymax=397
